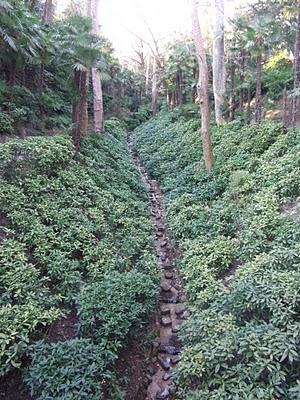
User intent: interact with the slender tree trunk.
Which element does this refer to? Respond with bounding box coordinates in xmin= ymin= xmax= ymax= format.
xmin=229 ymin=58 xmax=236 ymax=121
xmin=42 ymin=0 xmax=54 ymax=22
xmin=239 ymin=50 xmax=245 ymax=111
xmin=212 ymin=0 xmax=225 ymax=125
xmin=145 ymin=54 xmax=150 ymax=96
xmin=191 ymin=0 xmax=214 ymax=172
xmin=247 ymin=82 xmax=252 ymax=124
xmin=40 ymin=0 xmax=54 ymax=94
xmin=88 ymin=0 xmax=104 ymax=133
xmin=291 ymin=0 xmax=300 ymax=127
xmin=73 ymin=70 xmax=88 ymax=153
xmin=152 ymin=57 xmax=158 ymax=116
xmin=255 ymin=38 xmax=262 ymax=123
xmin=191 ymin=66 xmax=197 ymax=102
xmin=283 ymin=86 xmax=288 ymax=127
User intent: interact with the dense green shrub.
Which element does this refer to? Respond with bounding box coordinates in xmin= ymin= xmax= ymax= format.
xmin=25 ymin=339 xmax=117 ymax=400
xmin=78 ymin=270 xmax=158 ymax=343
xmin=0 ymin=122 xmax=158 ymax=393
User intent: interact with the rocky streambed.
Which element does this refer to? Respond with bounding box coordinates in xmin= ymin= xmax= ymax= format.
xmin=128 ymin=133 xmax=188 ymax=400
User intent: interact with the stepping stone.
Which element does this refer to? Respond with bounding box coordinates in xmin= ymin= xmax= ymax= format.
xmin=161 ymin=282 xmax=172 ymax=292
xmin=160 ymin=305 xmax=171 ymax=316
xmin=175 ymin=304 xmax=186 ymax=315
xmin=171 ymin=355 xmax=181 ymax=365
xmin=161 ymin=317 xmax=172 ymax=327
xmin=172 ymin=325 xmax=180 ymax=334
xmin=165 ymin=271 xmax=173 ymax=280
xmin=160 ymin=345 xmax=180 ymax=355
xmin=156 ymin=388 xmax=170 ymax=400
xmin=161 ymin=240 xmax=168 ymax=247
xmin=161 ymin=291 xmax=179 ymax=304
xmin=148 ymin=366 xmax=155 ymax=375
xmin=163 ymin=372 xmax=172 ymax=381
xmin=180 ymin=310 xmax=191 ymax=320
xmin=158 ymin=356 xmax=171 ymax=371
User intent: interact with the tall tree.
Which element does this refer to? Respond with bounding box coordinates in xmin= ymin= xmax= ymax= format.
xmin=254 ymin=34 xmax=263 ymax=123
xmin=151 ymin=57 xmax=158 ymax=116
xmin=191 ymin=0 xmax=214 ymax=172
xmin=212 ymin=0 xmax=225 ymax=125
xmin=87 ymin=0 xmax=104 ymax=133
xmin=43 ymin=0 xmax=54 ymax=22
xmin=290 ymin=0 xmax=300 ymax=127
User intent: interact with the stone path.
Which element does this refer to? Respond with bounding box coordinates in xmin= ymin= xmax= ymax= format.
xmin=128 ymin=133 xmax=188 ymax=400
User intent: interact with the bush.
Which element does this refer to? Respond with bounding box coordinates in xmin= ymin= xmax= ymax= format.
xmin=0 ymin=110 xmax=14 ymax=133
xmin=78 ymin=270 xmax=158 ymax=343
xmin=25 ymin=339 xmax=117 ymax=400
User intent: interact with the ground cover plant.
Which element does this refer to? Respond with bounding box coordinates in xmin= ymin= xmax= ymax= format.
xmin=0 ymin=120 xmax=159 ymax=398
xmin=134 ymin=110 xmax=300 ymax=399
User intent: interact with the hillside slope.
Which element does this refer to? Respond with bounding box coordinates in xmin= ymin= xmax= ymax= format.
xmin=135 ymin=110 xmax=300 ymax=399
xmin=0 ymin=121 xmax=159 ymax=399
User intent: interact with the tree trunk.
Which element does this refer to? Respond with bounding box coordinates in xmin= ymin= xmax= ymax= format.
xmin=42 ymin=0 xmax=54 ymax=22
xmin=145 ymin=54 xmax=151 ymax=96
xmin=40 ymin=1 xmax=54 ymax=94
xmin=175 ymin=70 xmax=183 ymax=106
xmin=73 ymin=70 xmax=88 ymax=153
xmin=247 ymin=82 xmax=252 ymax=124
xmin=229 ymin=58 xmax=236 ymax=121
xmin=283 ymin=86 xmax=288 ymax=127
xmin=191 ymin=0 xmax=214 ymax=172
xmin=255 ymin=38 xmax=262 ymax=123
xmin=152 ymin=57 xmax=158 ymax=116
xmin=87 ymin=0 xmax=104 ymax=133
xmin=239 ymin=50 xmax=245 ymax=111
xmin=212 ymin=0 xmax=225 ymax=125
xmin=291 ymin=0 xmax=300 ymax=127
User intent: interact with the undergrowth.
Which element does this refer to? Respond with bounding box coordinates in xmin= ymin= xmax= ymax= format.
xmin=0 ymin=119 xmax=159 ymax=398
xmin=135 ymin=109 xmax=300 ymax=399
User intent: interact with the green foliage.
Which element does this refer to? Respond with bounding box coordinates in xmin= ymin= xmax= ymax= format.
xmin=25 ymin=339 xmax=117 ymax=400
xmin=78 ymin=270 xmax=158 ymax=343
xmin=0 ymin=110 xmax=14 ymax=133
xmin=0 ymin=123 xmax=158 ymax=392
xmin=262 ymin=51 xmax=293 ymax=100
xmin=135 ymin=111 xmax=300 ymax=398
xmin=0 ymin=2 xmax=146 ymax=134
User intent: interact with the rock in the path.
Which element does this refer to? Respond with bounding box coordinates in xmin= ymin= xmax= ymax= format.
xmin=163 ymin=372 xmax=172 ymax=381
xmin=153 ymin=340 xmax=160 ymax=350
xmin=172 ymin=325 xmax=180 ymax=334
xmin=160 ymin=305 xmax=171 ymax=316
xmin=161 ymin=282 xmax=172 ymax=292
xmin=161 ymin=288 xmax=179 ymax=304
xmin=158 ymin=356 xmax=171 ymax=371
xmin=160 ymin=254 xmax=167 ymax=262
xmin=161 ymin=317 xmax=172 ymax=327
xmin=160 ymin=345 xmax=180 ymax=355
xmin=180 ymin=310 xmax=191 ymax=320
xmin=171 ymin=355 xmax=181 ymax=364
xmin=175 ymin=304 xmax=186 ymax=315
xmin=156 ymin=387 xmax=171 ymax=399
xmin=164 ymin=271 xmax=173 ymax=279
xmin=161 ymin=240 xmax=168 ymax=248
xmin=148 ymin=366 xmax=155 ymax=376
xmin=162 ymin=260 xmax=173 ymax=269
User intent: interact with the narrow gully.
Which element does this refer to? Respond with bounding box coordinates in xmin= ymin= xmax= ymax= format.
xmin=128 ymin=132 xmax=188 ymax=400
